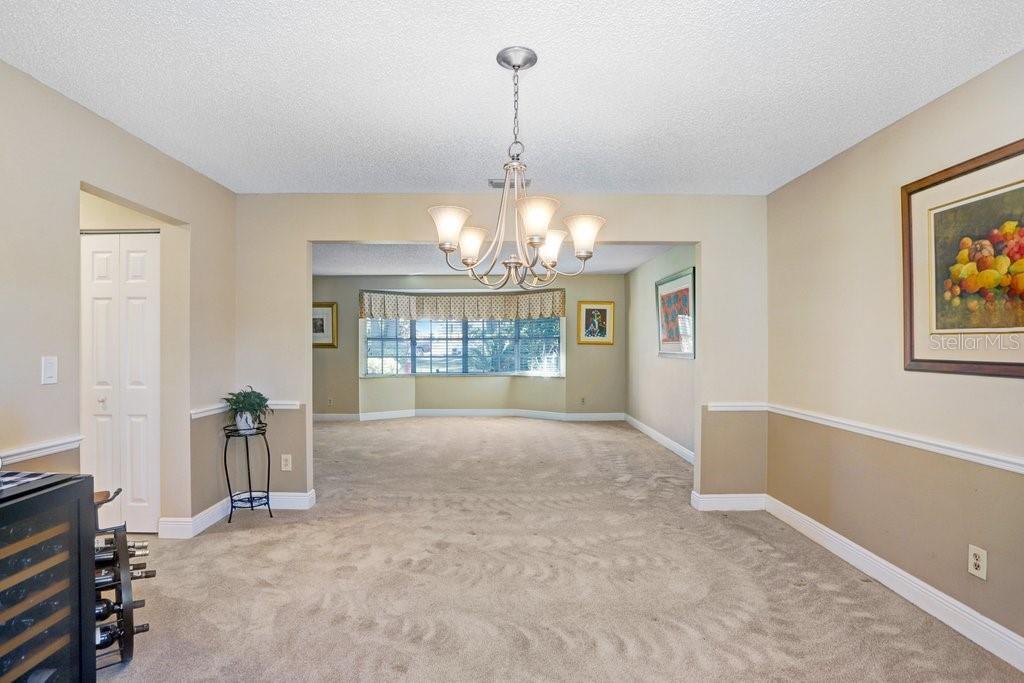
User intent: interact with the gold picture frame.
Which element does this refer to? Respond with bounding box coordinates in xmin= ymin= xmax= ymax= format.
xmin=312 ymin=301 xmax=338 ymax=348
xmin=577 ymin=301 xmax=614 ymax=345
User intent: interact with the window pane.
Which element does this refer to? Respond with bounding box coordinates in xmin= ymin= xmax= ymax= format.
xmin=365 ymin=314 xmax=560 ymax=377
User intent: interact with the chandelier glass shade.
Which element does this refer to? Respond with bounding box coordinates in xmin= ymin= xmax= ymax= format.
xmin=428 ymin=47 xmax=604 ymax=290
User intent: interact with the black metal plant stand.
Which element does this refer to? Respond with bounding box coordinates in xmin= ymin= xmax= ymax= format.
xmin=222 ymin=424 xmax=273 ymax=522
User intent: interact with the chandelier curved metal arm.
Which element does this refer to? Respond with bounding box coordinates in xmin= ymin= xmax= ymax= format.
xmin=428 ymin=47 xmax=605 ymax=290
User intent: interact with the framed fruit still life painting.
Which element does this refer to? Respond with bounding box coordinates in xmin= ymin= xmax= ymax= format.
xmin=655 ymin=268 xmax=695 ymax=358
xmin=902 ymin=137 xmax=1024 ymax=378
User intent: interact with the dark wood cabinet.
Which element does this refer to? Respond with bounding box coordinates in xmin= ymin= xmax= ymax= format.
xmin=1 ymin=473 xmax=96 ymax=681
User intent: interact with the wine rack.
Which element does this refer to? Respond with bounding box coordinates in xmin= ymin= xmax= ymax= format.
xmin=0 ymin=472 xmax=95 ymax=682
xmin=93 ymin=492 xmax=153 ymax=671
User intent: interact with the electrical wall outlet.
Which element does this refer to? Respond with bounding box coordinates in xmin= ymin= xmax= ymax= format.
xmin=968 ymin=544 xmax=987 ymax=580
xmin=281 ymin=453 xmax=292 ymax=472
xmin=327 ymin=398 xmax=334 ymax=406
xmin=580 ymin=397 xmax=586 ymax=406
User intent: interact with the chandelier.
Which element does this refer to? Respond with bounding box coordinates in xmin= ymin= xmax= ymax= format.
xmin=428 ymin=47 xmax=605 ymax=290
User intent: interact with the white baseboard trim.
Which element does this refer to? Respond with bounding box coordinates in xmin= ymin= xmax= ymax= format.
xmin=313 ymin=413 xmax=359 ymax=422
xmin=158 ymin=497 xmax=230 ymax=539
xmin=270 ymin=489 xmax=317 ymax=509
xmin=0 ymin=434 xmax=83 ymax=466
xmin=360 ymin=409 xmax=416 ymax=421
xmin=324 ymin=409 xmax=626 ymax=422
xmin=764 ymin=496 xmax=1024 ymax=672
xmin=704 ymin=402 xmax=1023 ymax=476
xmin=625 ymin=415 xmax=694 ymax=463
xmin=690 ymin=491 xmax=766 ymax=511
xmin=158 ymin=489 xmax=317 ymax=539
xmin=414 ymin=408 xmax=625 ymax=421
xmin=562 ymin=411 xmax=626 ymax=421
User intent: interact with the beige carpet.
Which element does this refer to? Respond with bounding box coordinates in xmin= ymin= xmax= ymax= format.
xmin=102 ymin=418 xmax=1018 ymax=681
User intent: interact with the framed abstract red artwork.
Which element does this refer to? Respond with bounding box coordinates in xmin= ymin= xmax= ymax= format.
xmin=655 ymin=268 xmax=695 ymax=358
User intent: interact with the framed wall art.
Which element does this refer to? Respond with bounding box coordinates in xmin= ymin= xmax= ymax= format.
xmin=902 ymin=138 xmax=1024 ymax=378
xmin=655 ymin=268 xmax=695 ymax=358
xmin=577 ymin=301 xmax=614 ymax=345
xmin=312 ymin=301 xmax=338 ymax=348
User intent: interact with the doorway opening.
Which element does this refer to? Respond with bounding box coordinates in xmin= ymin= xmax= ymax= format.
xmin=79 ymin=188 xmax=188 ymax=533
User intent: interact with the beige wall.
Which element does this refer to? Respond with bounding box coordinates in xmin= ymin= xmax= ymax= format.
xmin=698 ymin=408 xmax=767 ymax=494
xmin=768 ymin=414 xmax=1024 ymax=635
xmin=244 ymin=195 xmax=767 ymax=495
xmin=626 ymin=244 xmax=697 ymax=449
xmin=190 ymin=406 xmax=310 ymax=514
xmin=1 ymin=448 xmax=80 ymax=474
xmin=767 ymin=52 xmax=1024 ymax=453
xmin=0 ymin=61 xmax=236 ymax=457
xmin=767 ymin=53 xmax=1024 ymax=635
xmin=312 ymin=274 xmax=628 ymax=416
xmin=359 ymin=376 xmax=416 ymax=414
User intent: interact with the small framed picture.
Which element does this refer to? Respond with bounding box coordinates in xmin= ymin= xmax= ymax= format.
xmin=312 ymin=302 xmax=338 ymax=348
xmin=656 ymin=268 xmax=695 ymax=358
xmin=577 ymin=301 xmax=615 ymax=345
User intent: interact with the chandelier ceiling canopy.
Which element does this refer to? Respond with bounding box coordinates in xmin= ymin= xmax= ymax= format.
xmin=428 ymin=47 xmax=604 ymax=290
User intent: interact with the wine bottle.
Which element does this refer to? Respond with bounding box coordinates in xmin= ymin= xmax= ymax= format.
xmin=96 ymin=622 xmax=150 ymax=650
xmin=95 ymin=568 xmax=156 ymax=589
xmin=94 ymin=547 xmax=149 ymax=565
xmin=95 ymin=538 xmax=149 ymax=551
xmin=94 ymin=598 xmax=145 ymax=620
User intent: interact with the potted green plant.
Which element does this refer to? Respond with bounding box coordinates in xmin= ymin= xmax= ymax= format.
xmin=223 ymin=386 xmax=272 ymax=432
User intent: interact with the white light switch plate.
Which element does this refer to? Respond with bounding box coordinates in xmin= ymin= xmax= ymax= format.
xmin=41 ymin=356 xmax=58 ymax=384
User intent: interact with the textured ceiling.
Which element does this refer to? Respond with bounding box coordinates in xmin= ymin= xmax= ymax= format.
xmin=312 ymin=242 xmax=675 ymax=276
xmin=1 ymin=2 xmax=1022 ymax=194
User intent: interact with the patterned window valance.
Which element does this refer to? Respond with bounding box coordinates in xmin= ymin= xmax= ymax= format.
xmin=359 ymin=289 xmax=566 ymax=321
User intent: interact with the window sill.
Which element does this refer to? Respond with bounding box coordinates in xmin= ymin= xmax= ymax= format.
xmin=359 ymin=373 xmax=565 ymax=380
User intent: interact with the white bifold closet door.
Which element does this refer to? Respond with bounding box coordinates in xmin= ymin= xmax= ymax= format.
xmin=81 ymin=233 xmax=160 ymax=532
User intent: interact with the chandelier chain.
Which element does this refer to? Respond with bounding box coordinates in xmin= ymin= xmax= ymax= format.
xmin=512 ymin=68 xmax=519 ymax=143
xmin=508 ymin=67 xmax=524 ymax=160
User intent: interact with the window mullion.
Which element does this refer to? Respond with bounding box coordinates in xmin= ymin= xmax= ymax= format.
xmin=514 ymin=319 xmax=521 ymax=374
xmin=410 ymin=320 xmax=417 ymax=374
xmin=462 ymin=320 xmax=469 ymax=374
